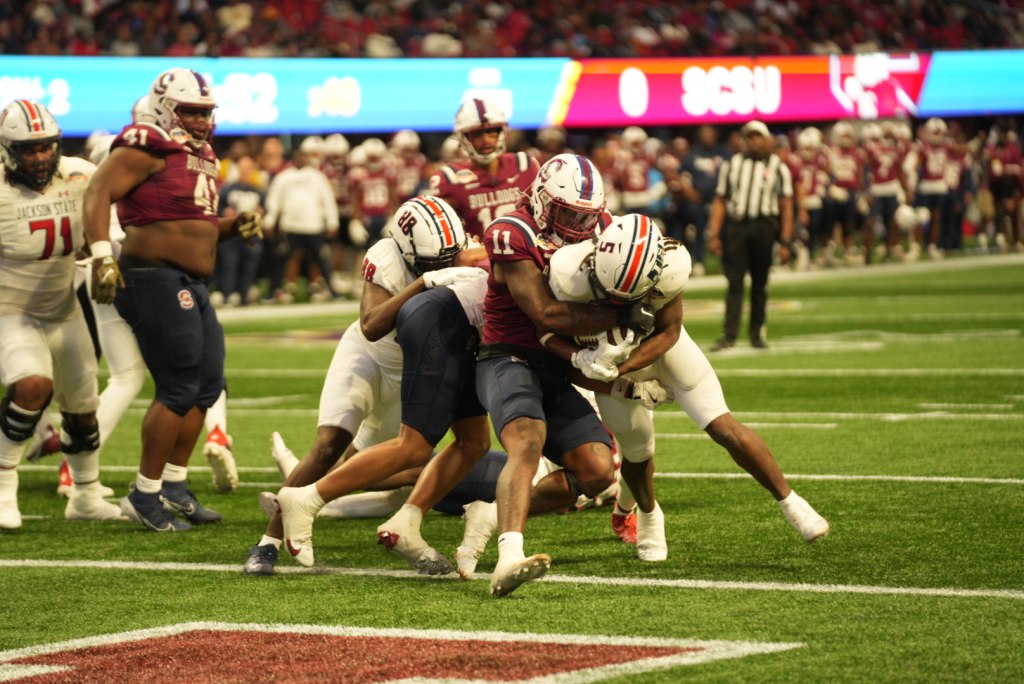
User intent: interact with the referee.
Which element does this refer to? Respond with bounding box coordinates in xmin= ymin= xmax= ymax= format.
xmin=707 ymin=120 xmax=794 ymax=351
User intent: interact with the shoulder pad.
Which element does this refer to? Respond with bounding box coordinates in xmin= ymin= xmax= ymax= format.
xmin=112 ymin=123 xmax=177 ymax=155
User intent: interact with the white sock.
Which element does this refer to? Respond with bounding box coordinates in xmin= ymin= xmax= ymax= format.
xmin=303 ymin=483 xmax=326 ymax=508
xmin=320 ymin=488 xmax=411 ymax=519
xmin=162 ymin=463 xmax=188 ymax=483
xmin=205 ymin=389 xmax=228 ymax=434
xmin=258 ymin=535 xmax=282 ymax=549
xmin=0 ymin=469 xmax=18 ymax=503
xmin=135 ymin=472 xmax=162 ymax=494
xmin=497 ymin=531 xmax=525 ymax=564
xmin=65 ymin=450 xmax=100 ymax=485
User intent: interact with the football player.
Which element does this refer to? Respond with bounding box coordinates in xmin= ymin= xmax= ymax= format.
xmin=83 ymin=68 xmax=262 ymax=531
xmin=0 ymin=99 xmax=124 ymax=527
xmin=545 ymin=214 xmax=830 ymax=547
xmin=428 ymin=98 xmax=539 ymax=240
xmin=244 ymin=195 xmax=481 ymax=575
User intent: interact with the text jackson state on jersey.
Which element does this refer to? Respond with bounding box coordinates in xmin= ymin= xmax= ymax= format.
xmin=480 ymin=205 xmax=560 ymax=351
xmin=111 ymin=122 xmax=220 ymax=228
xmin=430 ymin=151 xmax=539 ymax=239
xmin=0 ymin=156 xmax=96 ymax=320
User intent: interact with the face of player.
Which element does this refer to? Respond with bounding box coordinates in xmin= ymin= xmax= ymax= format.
xmin=467 ymin=126 xmax=502 ymax=157
xmin=176 ymin=105 xmax=214 ymax=143
xmin=14 ymin=140 xmax=59 ymax=188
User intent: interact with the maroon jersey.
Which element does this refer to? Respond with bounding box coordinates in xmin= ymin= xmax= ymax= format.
xmin=826 ymin=145 xmax=863 ymax=191
xmin=112 ymin=123 xmax=219 ymax=227
xmin=391 ymin=152 xmax=427 ymax=200
xmin=944 ymin=148 xmax=971 ymax=192
xmin=986 ymin=142 xmax=1023 ymax=185
xmin=350 ymin=165 xmax=394 ymax=218
xmin=429 ymin=151 xmax=538 ymax=240
xmin=481 ymin=206 xmax=559 ymax=350
xmin=915 ymin=139 xmax=952 ymax=194
xmin=612 ymin=150 xmax=654 ymax=193
xmin=865 ymin=141 xmax=904 ymax=193
xmin=321 ymin=160 xmax=353 ymax=216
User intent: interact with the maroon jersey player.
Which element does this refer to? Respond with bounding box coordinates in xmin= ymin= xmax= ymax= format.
xmin=475 ymin=153 xmax=655 ymax=597
xmin=83 ymin=68 xmax=262 ymax=533
xmin=428 ymin=97 xmax=539 ymax=240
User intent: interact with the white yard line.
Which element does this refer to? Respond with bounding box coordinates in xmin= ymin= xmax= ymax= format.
xmin=0 ymin=559 xmax=1020 ymax=602
xmin=656 ymin=410 xmax=1022 ymax=421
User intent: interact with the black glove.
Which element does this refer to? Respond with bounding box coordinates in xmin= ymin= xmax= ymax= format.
xmin=617 ymin=299 xmax=655 ymax=336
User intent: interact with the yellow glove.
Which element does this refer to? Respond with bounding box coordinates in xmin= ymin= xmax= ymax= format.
xmin=235 ymin=211 xmax=264 ymax=246
xmin=91 ymin=255 xmax=124 ymax=305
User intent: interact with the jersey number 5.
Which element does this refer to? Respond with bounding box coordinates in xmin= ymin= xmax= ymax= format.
xmin=30 ymin=216 xmax=73 ymax=260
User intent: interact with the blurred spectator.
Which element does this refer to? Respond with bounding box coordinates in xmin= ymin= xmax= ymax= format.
xmin=215 ymin=155 xmax=265 ymax=306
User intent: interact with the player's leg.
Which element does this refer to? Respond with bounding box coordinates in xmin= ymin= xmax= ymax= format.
xmin=0 ymin=316 xmax=58 ymax=528
xmin=202 ymin=388 xmax=237 ymax=493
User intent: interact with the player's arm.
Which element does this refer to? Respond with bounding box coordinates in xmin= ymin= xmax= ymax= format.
xmin=615 ymin=295 xmax=681 ymax=374
xmin=497 ymin=258 xmax=619 ymax=336
xmin=359 ymin=278 xmax=426 ymax=341
xmin=83 ymin=146 xmax=162 ymax=246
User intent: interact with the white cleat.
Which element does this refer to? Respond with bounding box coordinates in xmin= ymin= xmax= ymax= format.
xmin=455 ymin=500 xmax=498 ymax=580
xmin=277 ymin=486 xmax=320 ymax=567
xmin=779 ymin=492 xmax=830 ymax=542
xmin=271 ymin=432 xmax=299 ymax=480
xmin=376 ymin=520 xmax=452 ymax=576
xmin=65 ymin=487 xmax=128 ymax=521
xmin=203 ymin=430 xmax=238 ymax=493
xmin=636 ymin=502 xmax=668 ymax=562
xmin=489 ymin=554 xmax=552 ymax=597
xmin=0 ymin=503 xmax=21 ymax=530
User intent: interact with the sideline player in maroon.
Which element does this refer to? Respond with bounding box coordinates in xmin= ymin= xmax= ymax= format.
xmin=477 ymin=153 xmax=655 ymax=596
xmin=429 ymin=97 xmax=539 ymax=241
xmin=83 ymin=68 xmax=262 ymax=531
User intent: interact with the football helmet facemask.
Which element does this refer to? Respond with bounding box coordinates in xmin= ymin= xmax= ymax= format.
xmin=148 ymin=68 xmax=216 ymax=147
xmin=391 ymin=195 xmax=467 ymax=275
xmin=530 ymin=153 xmax=606 ymax=245
xmin=454 ymin=98 xmax=508 ymax=165
xmin=0 ymin=99 xmax=62 ymax=191
xmin=589 ymin=214 xmax=664 ymax=306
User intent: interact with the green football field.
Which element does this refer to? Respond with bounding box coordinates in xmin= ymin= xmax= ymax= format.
xmin=2 ymin=254 xmax=1022 ymax=682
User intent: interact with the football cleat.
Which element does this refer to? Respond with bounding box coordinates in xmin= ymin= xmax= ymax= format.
xmin=376 ymin=527 xmax=452 ymax=576
xmin=0 ymin=471 xmax=21 ymax=529
xmin=243 ymin=543 xmax=279 ymax=576
xmin=779 ymin=492 xmax=830 ymax=542
xmin=277 ymin=486 xmax=319 ymax=567
xmin=270 ymin=431 xmax=299 ymax=480
xmin=455 ymin=500 xmax=498 ymax=580
xmin=257 ymin=491 xmax=278 ymax=519
xmin=0 ymin=503 xmax=21 ymax=530
xmin=160 ymin=482 xmax=223 ymax=524
xmin=611 ymin=508 xmax=638 ymax=544
xmin=203 ymin=426 xmax=238 ymax=493
xmin=635 ymin=502 xmax=667 ymax=562
xmin=65 ymin=485 xmax=128 ymax=521
xmin=56 ymin=457 xmax=73 ymax=497
xmin=121 ymin=486 xmax=192 ymax=532
xmin=489 ymin=554 xmax=552 ymax=597
xmin=26 ymin=420 xmax=61 ymax=462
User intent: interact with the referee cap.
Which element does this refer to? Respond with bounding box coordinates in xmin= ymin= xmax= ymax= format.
xmin=741 ymin=120 xmax=771 ymax=138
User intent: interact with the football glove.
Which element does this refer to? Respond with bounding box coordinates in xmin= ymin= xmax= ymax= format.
xmin=617 ymin=299 xmax=656 ymax=336
xmin=91 ymin=256 xmax=124 ymax=305
xmin=610 ymin=378 xmax=674 ymax=410
xmin=422 ymin=266 xmax=483 ymax=289
xmin=235 ymin=211 xmax=263 ymax=246
xmin=348 ymin=218 xmax=368 ymax=247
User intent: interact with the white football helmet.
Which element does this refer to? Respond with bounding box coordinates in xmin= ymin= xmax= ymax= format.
xmin=589 ymin=214 xmax=664 ymax=304
xmin=347 ymin=145 xmax=367 ymax=167
xmin=391 ymin=195 xmax=467 ymax=275
xmin=392 ymin=129 xmax=421 ymax=153
xmin=622 ymin=126 xmax=648 ymax=151
xmin=831 ymin=121 xmax=855 ymax=148
xmin=530 ymin=153 xmax=606 ymax=244
xmin=861 ymin=123 xmax=882 ymax=143
xmin=440 ymin=134 xmax=462 ymax=162
xmin=0 ymin=99 xmax=62 ymax=191
xmin=299 ymin=135 xmax=325 ymax=156
xmin=147 ymin=68 xmax=216 ymax=146
xmin=323 ymin=133 xmax=350 ymax=158
xmin=797 ymin=127 xmax=822 ymax=159
xmin=925 ymin=117 xmax=948 ymax=144
xmin=454 ymin=97 xmax=508 ymax=165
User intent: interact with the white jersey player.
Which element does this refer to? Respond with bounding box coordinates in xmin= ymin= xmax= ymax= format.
xmin=244 ymin=195 xmax=482 ymax=575
xmin=546 ymin=213 xmax=830 ymax=547
xmin=0 ymin=99 xmax=124 ymax=527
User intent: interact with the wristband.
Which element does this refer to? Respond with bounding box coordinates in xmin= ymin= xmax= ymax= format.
xmin=539 ymin=333 xmax=555 ymax=347
xmin=90 ymin=241 xmax=113 ymax=259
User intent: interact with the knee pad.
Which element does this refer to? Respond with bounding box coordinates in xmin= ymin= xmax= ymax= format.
xmin=0 ymin=393 xmax=47 ymax=442
xmin=59 ymin=412 xmax=100 ymax=454
xmin=563 ymin=469 xmax=586 ymax=499
xmin=155 ymin=378 xmax=200 ymax=417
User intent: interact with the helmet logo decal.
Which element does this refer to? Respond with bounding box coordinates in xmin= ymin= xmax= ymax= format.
xmin=191 ymin=70 xmax=211 ymax=96
xmin=16 ymin=100 xmax=43 ymax=133
xmin=473 ymin=98 xmax=488 ymax=125
xmin=153 ymin=71 xmax=173 ymax=95
xmin=575 ymin=155 xmax=594 ymax=200
xmin=539 ymin=157 xmax=563 ymax=182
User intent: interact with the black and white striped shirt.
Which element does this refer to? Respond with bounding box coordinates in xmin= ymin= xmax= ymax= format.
xmin=715 ymin=153 xmax=793 ymax=221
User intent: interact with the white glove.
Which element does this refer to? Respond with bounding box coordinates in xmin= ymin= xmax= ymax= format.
xmin=571 ymin=347 xmax=619 ymax=382
xmin=596 ymin=329 xmax=638 ymax=365
xmin=610 ymin=378 xmax=674 ymax=410
xmin=348 ymin=218 xmax=368 ymax=247
xmin=422 ymin=266 xmax=483 ymax=289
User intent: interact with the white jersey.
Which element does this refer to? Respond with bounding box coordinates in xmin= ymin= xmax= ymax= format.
xmin=359 ymin=238 xmax=416 ymax=376
xmin=443 ymin=268 xmax=488 ymax=329
xmin=0 ymin=156 xmax=96 ymax=320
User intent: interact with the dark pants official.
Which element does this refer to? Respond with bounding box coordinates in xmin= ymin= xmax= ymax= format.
xmin=721 ymin=216 xmax=776 ymax=344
